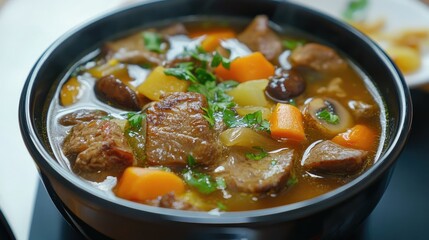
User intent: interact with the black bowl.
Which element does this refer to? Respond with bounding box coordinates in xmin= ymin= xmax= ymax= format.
xmin=19 ymin=0 xmax=412 ymax=239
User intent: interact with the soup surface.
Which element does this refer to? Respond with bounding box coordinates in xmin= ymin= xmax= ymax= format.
xmin=47 ymin=16 xmax=386 ymax=211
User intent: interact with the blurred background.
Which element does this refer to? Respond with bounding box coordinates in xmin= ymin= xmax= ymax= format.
xmin=0 ymin=0 xmax=428 ymax=239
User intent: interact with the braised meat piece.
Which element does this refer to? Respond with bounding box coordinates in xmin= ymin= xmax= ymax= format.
xmin=144 ymin=193 xmax=198 ymax=211
xmin=63 ymin=120 xmax=135 ymax=182
xmin=290 ymin=43 xmax=347 ymax=72
xmin=104 ymin=32 xmax=166 ymax=66
xmin=160 ymin=23 xmax=187 ymax=36
xmin=302 ymin=140 xmax=368 ymax=176
xmin=218 ymin=148 xmax=295 ymax=194
xmin=95 ymin=75 xmax=143 ymax=110
xmin=145 ymin=92 xmax=220 ymax=167
xmin=59 ymin=109 xmax=108 ymax=126
xmin=237 ymin=15 xmax=282 ymax=61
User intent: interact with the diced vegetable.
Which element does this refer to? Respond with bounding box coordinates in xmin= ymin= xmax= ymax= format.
xmin=115 ymin=167 xmax=185 ymax=201
xmin=137 ymin=66 xmax=190 ymax=101
xmin=226 ymin=79 xmax=271 ymax=107
xmin=385 ymin=45 xmax=421 ymax=74
xmin=60 ymin=77 xmax=81 ymax=106
xmin=270 ymin=103 xmax=306 ymax=142
xmin=189 ymin=28 xmax=236 ymax=52
xmin=236 ymin=106 xmax=271 ymax=120
xmin=332 ymin=124 xmax=376 ymax=151
xmin=220 ymin=127 xmax=284 ymax=150
xmin=87 ymin=59 xmax=131 ymax=81
xmin=215 ymin=52 xmax=275 ymax=82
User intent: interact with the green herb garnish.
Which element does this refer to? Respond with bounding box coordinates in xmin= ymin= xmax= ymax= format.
xmin=187 ymin=155 xmax=196 ymax=168
xmin=316 ymin=109 xmax=340 ymax=125
xmin=183 ymin=169 xmax=218 ymax=194
xmin=343 ymin=0 xmax=369 ymax=21
xmin=164 ymin=62 xmax=198 ymax=83
xmin=142 ymin=32 xmax=163 ymax=53
xmin=245 ymin=146 xmax=269 ymax=161
xmin=211 ymin=51 xmax=231 ymax=69
xmin=282 ymin=39 xmax=306 ymax=50
xmin=287 ymin=176 xmax=298 ymax=187
xmin=216 ymin=202 xmax=228 ymax=211
xmin=223 ymin=110 xmax=270 ymax=132
xmin=126 ymin=112 xmax=146 ymax=130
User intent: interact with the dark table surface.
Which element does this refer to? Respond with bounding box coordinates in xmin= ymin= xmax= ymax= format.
xmin=26 ymin=90 xmax=429 ymax=240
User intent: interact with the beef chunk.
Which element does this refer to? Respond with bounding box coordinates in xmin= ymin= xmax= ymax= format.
xmin=59 ymin=109 xmax=108 ymax=126
xmin=237 ymin=15 xmax=282 ymax=61
xmin=160 ymin=23 xmax=187 ymax=36
xmin=290 ymin=43 xmax=347 ymax=72
xmin=218 ymin=148 xmax=295 ymax=194
xmin=104 ymin=32 xmax=165 ymax=65
xmin=63 ymin=120 xmax=135 ymax=182
xmin=145 ymin=92 xmax=220 ymax=167
xmin=144 ymin=193 xmax=198 ymax=211
xmin=95 ymin=75 xmax=143 ymax=110
xmin=302 ymin=140 xmax=368 ymax=175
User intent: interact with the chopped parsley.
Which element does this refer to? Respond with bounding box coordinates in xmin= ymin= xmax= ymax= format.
xmin=183 ymin=170 xmax=218 ymax=194
xmin=282 ymin=39 xmax=306 ymax=50
xmin=187 ymin=155 xmax=196 ymax=167
xmin=211 ymin=51 xmax=231 ymax=69
xmin=223 ymin=110 xmax=270 ymax=132
xmin=216 ymin=202 xmax=228 ymax=211
xmin=316 ymin=109 xmax=340 ymax=125
xmin=245 ymin=146 xmax=269 ymax=161
xmin=287 ymin=176 xmax=298 ymax=187
xmin=164 ymin=62 xmax=198 ymax=83
xmin=125 ymin=112 xmax=146 ymax=130
xmin=180 ymin=46 xmax=211 ymax=64
xmin=343 ymin=0 xmax=369 ymax=21
xmin=142 ymin=32 xmax=164 ymax=53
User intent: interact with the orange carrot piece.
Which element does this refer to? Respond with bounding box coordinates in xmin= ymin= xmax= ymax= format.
xmin=270 ymin=103 xmax=306 ymax=142
xmin=115 ymin=167 xmax=185 ymax=202
xmin=332 ymin=124 xmax=377 ymax=151
xmin=188 ymin=28 xmax=235 ymax=51
xmin=215 ymin=52 xmax=275 ymax=82
xmin=201 ymin=31 xmax=235 ymax=52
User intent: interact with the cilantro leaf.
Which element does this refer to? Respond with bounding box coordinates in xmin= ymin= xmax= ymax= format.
xmin=183 ymin=169 xmax=218 ymax=194
xmin=282 ymin=39 xmax=306 ymax=50
xmin=343 ymin=0 xmax=368 ymax=21
xmin=142 ymin=32 xmax=163 ymax=53
xmin=180 ymin=46 xmax=211 ymax=64
xmin=216 ymin=202 xmax=228 ymax=211
xmin=126 ymin=112 xmax=146 ymax=130
xmin=164 ymin=62 xmax=198 ymax=83
xmin=287 ymin=175 xmax=298 ymax=187
xmin=316 ymin=109 xmax=340 ymax=125
xmin=195 ymin=68 xmax=216 ymax=84
xmin=187 ymin=155 xmax=196 ymax=167
xmin=245 ymin=146 xmax=269 ymax=160
xmin=211 ymin=52 xmax=231 ymax=69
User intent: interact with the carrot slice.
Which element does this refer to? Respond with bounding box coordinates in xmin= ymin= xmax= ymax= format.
xmin=188 ymin=27 xmax=235 ymax=52
xmin=215 ymin=52 xmax=275 ymax=82
xmin=269 ymin=103 xmax=306 ymax=142
xmin=332 ymin=124 xmax=377 ymax=151
xmin=115 ymin=167 xmax=185 ymax=202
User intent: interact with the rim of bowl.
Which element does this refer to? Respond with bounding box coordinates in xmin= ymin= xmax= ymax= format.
xmin=19 ymin=0 xmax=412 ymax=225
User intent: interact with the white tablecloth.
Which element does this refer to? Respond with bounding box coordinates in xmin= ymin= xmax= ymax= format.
xmin=0 ymin=0 xmax=128 ymax=239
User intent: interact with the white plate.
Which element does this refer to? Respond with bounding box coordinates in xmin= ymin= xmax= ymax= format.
xmin=290 ymin=0 xmax=429 ymax=88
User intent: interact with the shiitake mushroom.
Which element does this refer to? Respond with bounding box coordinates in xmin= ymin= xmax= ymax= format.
xmin=303 ymin=98 xmax=353 ymax=137
xmin=95 ymin=75 xmax=143 ymax=111
xmin=265 ymin=68 xmax=306 ymax=103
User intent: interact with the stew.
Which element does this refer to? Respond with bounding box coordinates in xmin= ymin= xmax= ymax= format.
xmin=47 ymin=15 xmax=386 ymax=212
